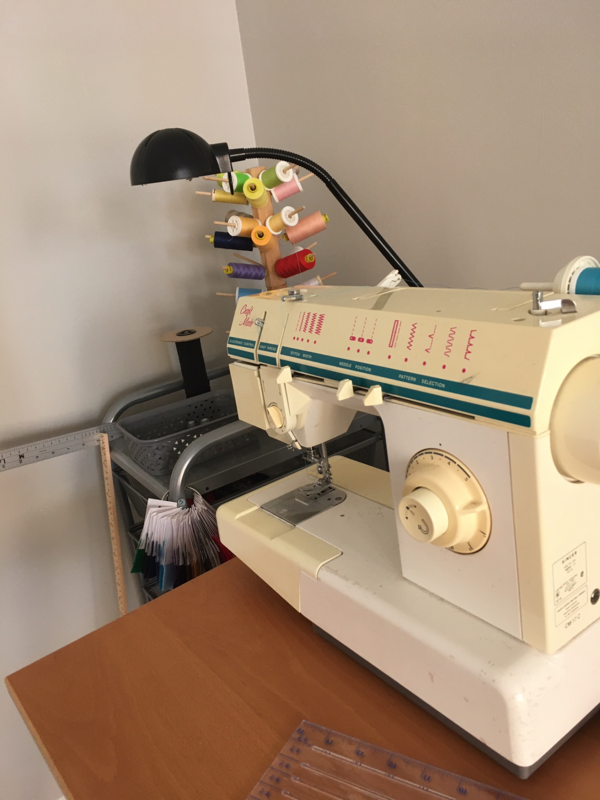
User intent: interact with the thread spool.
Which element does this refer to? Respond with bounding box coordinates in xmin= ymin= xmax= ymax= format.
xmin=226 ymin=216 xmax=260 ymax=238
xmin=259 ymin=161 xmax=294 ymax=190
xmin=266 ymin=205 xmax=303 ymax=236
xmin=286 ymin=211 xmax=329 ymax=245
xmin=217 ymin=171 xmax=250 ymax=193
xmin=160 ymin=327 xmax=212 ymax=398
xmin=243 ymin=178 xmax=269 ymax=209
xmin=236 ymin=287 xmax=262 ymax=301
xmin=251 ymin=225 xmax=276 ymax=253
xmin=207 ymin=232 xmax=254 ymax=251
xmin=223 ymin=263 xmax=266 ymax=280
xmin=275 ymin=249 xmax=316 ymax=279
xmin=270 ymin=173 xmax=302 ymax=203
xmin=298 ymin=276 xmax=323 ymax=287
xmin=196 ymin=189 xmax=248 ymax=205
xmin=225 ymin=209 xmax=252 ymax=222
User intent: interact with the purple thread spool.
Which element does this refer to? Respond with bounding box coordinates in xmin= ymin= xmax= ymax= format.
xmin=226 ymin=263 xmax=265 ymax=280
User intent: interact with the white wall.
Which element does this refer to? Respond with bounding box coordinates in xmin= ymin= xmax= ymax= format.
xmin=236 ymin=0 xmax=600 ymax=290
xmin=0 ymin=3 xmax=254 ymax=798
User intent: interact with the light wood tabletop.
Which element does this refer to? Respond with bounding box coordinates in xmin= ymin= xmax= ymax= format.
xmin=6 ymin=558 xmax=600 ymax=799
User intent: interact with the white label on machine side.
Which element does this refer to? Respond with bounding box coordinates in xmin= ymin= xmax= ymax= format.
xmin=553 ymin=543 xmax=587 ymax=605
xmin=555 ymin=586 xmax=588 ymax=627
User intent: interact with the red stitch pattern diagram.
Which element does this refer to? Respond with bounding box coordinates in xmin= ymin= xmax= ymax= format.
xmin=388 ymin=320 xmax=401 ymax=348
xmin=444 ymin=326 xmax=457 ymax=358
xmin=464 ymin=329 xmax=477 ymax=360
xmin=315 ymin=314 xmax=324 ymax=335
xmin=407 ymin=322 xmax=418 ymax=351
xmin=425 ymin=325 xmax=437 ymax=354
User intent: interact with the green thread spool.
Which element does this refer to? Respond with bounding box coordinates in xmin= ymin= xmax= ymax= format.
xmin=260 ymin=161 xmax=295 ymax=190
xmin=217 ymin=171 xmax=251 ymax=193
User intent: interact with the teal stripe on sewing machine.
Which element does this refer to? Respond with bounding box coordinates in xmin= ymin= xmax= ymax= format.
xmin=258 ymin=353 xmax=277 ymax=365
xmin=279 ymin=357 xmax=531 ymax=429
xmin=227 ymin=347 xmax=255 ymax=360
xmin=280 ymin=346 xmax=533 ymax=410
xmin=227 ymin=336 xmax=255 ymax=350
xmin=258 ymin=342 xmax=278 ymax=353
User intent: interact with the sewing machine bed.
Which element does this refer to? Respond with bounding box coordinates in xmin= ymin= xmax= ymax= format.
xmin=219 ymin=456 xmax=600 ymax=778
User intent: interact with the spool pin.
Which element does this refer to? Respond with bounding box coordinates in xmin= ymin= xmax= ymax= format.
xmin=233 ymin=252 xmax=264 ymax=267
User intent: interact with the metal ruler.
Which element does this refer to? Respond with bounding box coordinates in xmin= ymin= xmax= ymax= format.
xmin=0 ymin=424 xmax=127 ymax=616
xmin=247 ymin=721 xmax=527 ymax=800
xmin=0 ymin=424 xmax=122 ymax=472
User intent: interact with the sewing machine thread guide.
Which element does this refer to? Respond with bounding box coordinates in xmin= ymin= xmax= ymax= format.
xmin=246 ymin=721 xmax=527 ymax=799
xmin=0 ymin=424 xmax=122 ymax=472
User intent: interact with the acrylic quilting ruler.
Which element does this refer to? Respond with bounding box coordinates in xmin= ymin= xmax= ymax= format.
xmin=247 ymin=721 xmax=527 ymax=800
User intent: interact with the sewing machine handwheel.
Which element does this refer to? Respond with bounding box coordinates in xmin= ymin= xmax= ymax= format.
xmin=400 ymin=449 xmax=491 ymax=554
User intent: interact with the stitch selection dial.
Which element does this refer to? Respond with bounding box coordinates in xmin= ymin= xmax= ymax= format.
xmin=399 ymin=449 xmax=491 ymax=554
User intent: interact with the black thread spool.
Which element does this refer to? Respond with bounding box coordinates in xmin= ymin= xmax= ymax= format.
xmin=161 ymin=326 xmax=212 ymax=397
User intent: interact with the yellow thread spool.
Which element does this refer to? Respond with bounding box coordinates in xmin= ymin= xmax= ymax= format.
xmin=243 ymin=178 xmax=269 ymax=209
xmin=222 ymin=265 xmax=234 ymax=275
xmin=266 ymin=205 xmax=301 ymax=235
xmin=251 ymin=225 xmax=276 ymax=253
xmin=213 ymin=189 xmax=248 ymax=206
xmin=228 ymin=216 xmax=260 ymax=238
xmin=266 ymin=213 xmax=286 ymax=235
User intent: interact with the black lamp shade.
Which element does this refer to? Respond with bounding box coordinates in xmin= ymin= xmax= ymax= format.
xmin=130 ymin=128 xmax=221 ymax=185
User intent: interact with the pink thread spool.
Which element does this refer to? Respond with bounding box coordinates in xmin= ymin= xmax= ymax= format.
xmin=286 ymin=211 xmax=328 ymax=245
xmin=271 ymin=173 xmax=302 ymax=203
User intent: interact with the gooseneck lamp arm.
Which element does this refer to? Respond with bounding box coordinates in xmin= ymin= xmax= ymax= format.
xmin=129 ymin=129 xmax=421 ymax=287
xmin=229 ymin=147 xmax=422 ymax=287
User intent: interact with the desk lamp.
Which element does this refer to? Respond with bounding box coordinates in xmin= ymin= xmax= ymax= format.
xmin=130 ymin=128 xmax=422 ymax=288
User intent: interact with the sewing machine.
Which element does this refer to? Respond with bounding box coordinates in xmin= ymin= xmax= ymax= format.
xmin=216 ymin=256 xmax=600 ymax=778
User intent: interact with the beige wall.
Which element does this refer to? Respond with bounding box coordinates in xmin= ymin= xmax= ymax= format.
xmin=0 ymin=3 xmax=254 ymax=799
xmin=237 ymin=0 xmax=600 ymax=289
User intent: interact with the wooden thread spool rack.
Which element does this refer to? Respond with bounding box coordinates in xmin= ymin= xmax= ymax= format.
xmin=246 ymin=166 xmax=287 ymax=291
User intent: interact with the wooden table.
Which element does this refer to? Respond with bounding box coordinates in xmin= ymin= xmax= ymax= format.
xmin=6 ymin=558 xmax=600 ymax=799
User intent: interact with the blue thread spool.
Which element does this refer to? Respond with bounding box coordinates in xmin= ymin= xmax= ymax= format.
xmin=209 ymin=231 xmax=254 ymax=252
xmin=236 ymin=287 xmax=262 ymax=301
xmin=573 ymin=268 xmax=600 ymax=295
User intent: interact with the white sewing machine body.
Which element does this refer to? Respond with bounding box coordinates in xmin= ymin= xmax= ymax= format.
xmin=217 ymin=282 xmax=600 ymax=777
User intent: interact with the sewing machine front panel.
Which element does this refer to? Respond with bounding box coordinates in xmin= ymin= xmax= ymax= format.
xmin=229 ymin=286 xmax=600 ymax=435
xmin=379 ymin=401 xmax=522 ymax=638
